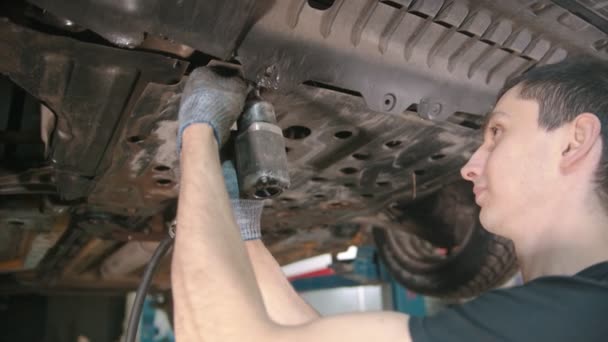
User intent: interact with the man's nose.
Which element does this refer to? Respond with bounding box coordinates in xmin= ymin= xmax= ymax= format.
xmin=460 ymin=148 xmax=485 ymax=181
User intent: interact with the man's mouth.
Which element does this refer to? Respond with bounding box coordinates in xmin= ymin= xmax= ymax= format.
xmin=473 ymin=186 xmax=486 ymax=205
xmin=473 ymin=186 xmax=486 ymax=196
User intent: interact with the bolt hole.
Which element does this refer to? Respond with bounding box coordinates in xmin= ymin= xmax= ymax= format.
xmin=361 ymin=193 xmax=374 ymax=198
xmin=307 ymin=0 xmax=335 ymax=10
xmin=314 ymin=194 xmax=326 ymax=199
xmin=127 ymin=135 xmax=144 ymax=144
xmin=156 ymin=179 xmax=172 ymax=186
xmin=343 ymin=183 xmax=356 ymax=188
xmin=414 ymin=169 xmax=426 ymax=176
xmin=376 ymin=181 xmax=391 ymax=187
xmin=352 ymin=153 xmax=370 ymax=160
xmin=430 ymin=153 xmax=445 ymax=161
xmin=406 ymin=104 xmax=418 ymax=113
xmin=340 ymin=167 xmax=359 ymax=175
xmin=334 ymin=131 xmax=353 ymax=139
xmin=385 ymin=140 xmax=402 ymax=148
xmin=154 ymin=165 xmax=171 ymax=172
xmin=285 ymin=147 xmax=291 ymax=154
xmin=311 ymin=176 xmax=327 ymax=182
xmin=283 ymin=126 xmax=311 ymax=140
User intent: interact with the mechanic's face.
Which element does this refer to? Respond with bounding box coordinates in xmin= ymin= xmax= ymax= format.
xmin=460 ymin=86 xmax=563 ymax=239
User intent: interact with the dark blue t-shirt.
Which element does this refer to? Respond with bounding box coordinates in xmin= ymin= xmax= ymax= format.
xmin=409 ymin=261 xmax=608 ymax=341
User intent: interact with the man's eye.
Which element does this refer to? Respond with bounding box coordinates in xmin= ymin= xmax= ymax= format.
xmin=490 ymin=126 xmax=502 ymax=137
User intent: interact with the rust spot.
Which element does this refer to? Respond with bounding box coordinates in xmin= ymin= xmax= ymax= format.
xmin=321 ymin=200 xmax=353 ymax=210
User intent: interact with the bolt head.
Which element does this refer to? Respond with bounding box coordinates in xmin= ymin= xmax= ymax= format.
xmin=430 ymin=103 xmax=442 ymax=115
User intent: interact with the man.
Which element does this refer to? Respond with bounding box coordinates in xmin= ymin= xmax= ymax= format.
xmin=171 ymin=58 xmax=608 ymax=341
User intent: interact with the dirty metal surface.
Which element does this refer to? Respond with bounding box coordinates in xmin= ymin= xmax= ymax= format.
xmin=236 ymin=0 xmax=607 ymax=121
xmin=0 ymin=198 xmax=69 ymax=273
xmin=0 ymin=19 xmax=187 ymax=200
xmin=544 ymin=0 xmax=608 ymax=37
xmin=29 ymin=0 xmax=260 ymax=57
xmin=2 ymin=0 xmax=608 ymax=290
xmin=84 ymin=79 xmax=479 ymax=242
xmin=87 ymin=82 xmax=184 ymax=217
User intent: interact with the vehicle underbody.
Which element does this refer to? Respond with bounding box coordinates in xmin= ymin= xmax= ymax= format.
xmin=1 ymin=0 xmax=607 ymax=297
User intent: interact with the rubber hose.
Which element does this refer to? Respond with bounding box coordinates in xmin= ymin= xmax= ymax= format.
xmin=125 ymin=235 xmax=174 ymax=342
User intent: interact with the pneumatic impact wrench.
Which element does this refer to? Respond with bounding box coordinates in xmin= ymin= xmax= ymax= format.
xmin=233 ymin=90 xmax=290 ymax=199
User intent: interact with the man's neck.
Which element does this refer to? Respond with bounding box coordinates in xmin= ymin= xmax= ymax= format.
xmin=516 ymin=196 xmax=608 ymax=282
xmin=519 ymin=239 xmax=608 ymax=281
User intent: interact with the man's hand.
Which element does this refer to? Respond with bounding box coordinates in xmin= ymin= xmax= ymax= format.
xmin=177 ymin=66 xmax=247 ymax=150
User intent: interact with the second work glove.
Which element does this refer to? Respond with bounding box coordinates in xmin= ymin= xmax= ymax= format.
xmin=222 ymin=160 xmax=264 ymax=241
xmin=177 ymin=66 xmax=248 ymax=151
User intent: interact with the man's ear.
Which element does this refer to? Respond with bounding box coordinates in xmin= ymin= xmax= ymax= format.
xmin=560 ymin=113 xmax=602 ymax=171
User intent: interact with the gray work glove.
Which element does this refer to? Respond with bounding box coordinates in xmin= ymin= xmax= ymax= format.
xmin=222 ymin=160 xmax=264 ymax=240
xmin=177 ymin=66 xmax=248 ymax=151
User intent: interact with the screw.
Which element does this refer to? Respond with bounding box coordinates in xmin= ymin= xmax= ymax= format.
xmin=430 ymin=103 xmax=442 ymax=116
xmin=419 ymin=98 xmax=444 ymax=120
xmin=258 ymin=65 xmax=280 ymax=89
xmin=383 ymin=93 xmax=396 ymax=111
xmin=264 ymin=65 xmax=276 ymax=77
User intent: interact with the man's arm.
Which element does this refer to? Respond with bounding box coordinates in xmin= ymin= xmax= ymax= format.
xmin=245 ymin=239 xmax=320 ymax=325
xmin=173 ymin=124 xmax=412 ymax=341
xmin=172 ymin=125 xmax=275 ymax=340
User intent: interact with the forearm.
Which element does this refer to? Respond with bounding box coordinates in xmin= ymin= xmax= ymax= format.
xmin=172 ymin=125 xmax=274 ymax=340
xmin=276 ymin=312 xmax=412 ymax=342
xmin=245 ymin=239 xmax=320 ymax=325
xmin=242 ymin=243 xmax=411 ymax=341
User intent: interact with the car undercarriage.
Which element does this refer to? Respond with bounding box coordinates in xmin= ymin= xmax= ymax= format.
xmin=1 ymin=0 xmax=607 ymax=298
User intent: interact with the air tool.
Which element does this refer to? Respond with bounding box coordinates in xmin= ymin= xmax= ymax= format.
xmin=234 ymin=90 xmax=290 ymax=199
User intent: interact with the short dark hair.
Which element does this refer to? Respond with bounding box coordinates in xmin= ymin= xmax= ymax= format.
xmin=498 ymin=57 xmax=608 ymax=210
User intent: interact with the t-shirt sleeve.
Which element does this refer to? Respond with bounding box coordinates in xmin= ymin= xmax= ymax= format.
xmin=408 ymin=277 xmax=608 ymax=342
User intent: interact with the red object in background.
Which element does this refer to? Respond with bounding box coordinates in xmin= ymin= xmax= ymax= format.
xmin=288 ymin=268 xmax=336 ymax=281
